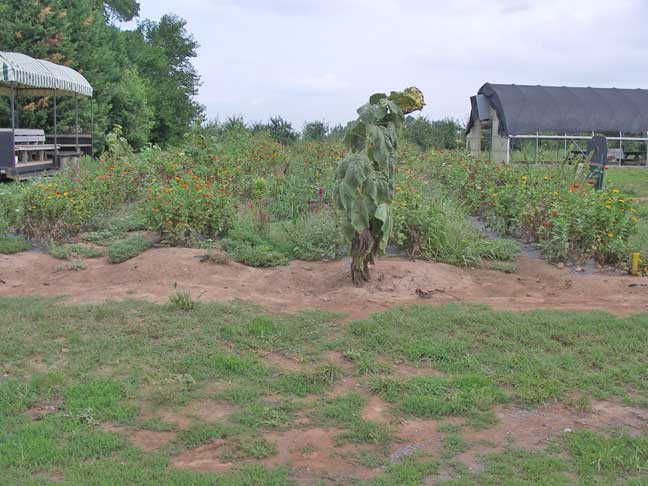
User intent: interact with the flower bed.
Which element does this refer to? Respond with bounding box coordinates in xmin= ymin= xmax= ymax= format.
xmin=427 ymin=152 xmax=639 ymax=266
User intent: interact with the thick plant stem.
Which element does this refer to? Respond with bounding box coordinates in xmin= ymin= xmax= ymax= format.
xmin=351 ymin=229 xmax=375 ymax=285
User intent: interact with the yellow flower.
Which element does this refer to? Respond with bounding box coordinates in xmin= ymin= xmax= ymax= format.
xmin=492 ymin=193 xmax=497 ymax=198
xmin=521 ymin=176 xmax=527 ymax=182
xmin=544 ymin=176 xmax=549 ymax=181
xmin=631 ymin=208 xmax=636 ymax=213
xmin=606 ymin=205 xmax=612 ymax=209
xmin=618 ymin=199 xmax=624 ymax=204
xmin=612 ymin=189 xmax=619 ymax=194
xmin=631 ymin=217 xmax=639 ymax=223
xmin=63 ymin=192 xmax=69 ymax=197
xmin=608 ymin=232 xmax=614 ymax=238
xmin=552 ymin=191 xmax=559 ymax=197
xmin=395 ymin=186 xmax=402 ymax=192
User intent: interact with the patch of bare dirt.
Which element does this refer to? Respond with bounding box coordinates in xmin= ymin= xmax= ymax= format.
xmin=26 ymin=405 xmax=59 ymax=421
xmin=327 ymin=376 xmax=362 ymax=397
xmin=31 ymin=469 xmax=65 ymax=483
xmin=101 ymin=424 xmax=176 ymax=452
xmin=1 ymin=250 xmax=647 ymax=317
xmin=260 ymin=352 xmax=314 ymax=371
xmin=260 ymin=427 xmax=378 ymax=482
xmin=171 ymin=440 xmax=232 ymax=473
xmin=392 ymin=417 xmax=463 ymax=462
xmin=259 ymin=350 xmax=355 ymax=375
xmin=455 ymin=400 xmax=648 ymax=471
xmin=27 ymin=354 xmax=54 ymax=373
xmin=322 ymin=350 xmax=355 ymax=371
xmin=157 ymin=409 xmax=192 ymax=430
xmin=180 ymin=399 xmax=238 ymax=422
xmin=361 ymin=395 xmax=391 ymax=424
xmin=130 ymin=430 xmax=176 ymax=452
xmin=390 ymin=362 xmax=444 ymax=378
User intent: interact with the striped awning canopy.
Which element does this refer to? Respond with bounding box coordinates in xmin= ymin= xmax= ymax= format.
xmin=0 ymin=51 xmax=93 ymax=97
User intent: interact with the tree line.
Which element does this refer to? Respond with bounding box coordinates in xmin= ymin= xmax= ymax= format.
xmin=0 ymin=1 xmax=464 ymax=153
xmin=206 ymin=115 xmax=465 ymax=151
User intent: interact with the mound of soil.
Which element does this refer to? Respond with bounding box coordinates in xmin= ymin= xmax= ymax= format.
xmin=0 ymin=249 xmax=646 ymax=317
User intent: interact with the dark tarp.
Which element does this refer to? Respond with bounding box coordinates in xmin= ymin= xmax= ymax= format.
xmin=467 ymin=83 xmax=648 ymax=136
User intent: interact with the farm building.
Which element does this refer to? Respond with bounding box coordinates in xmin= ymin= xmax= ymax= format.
xmin=466 ymin=83 xmax=648 ymax=164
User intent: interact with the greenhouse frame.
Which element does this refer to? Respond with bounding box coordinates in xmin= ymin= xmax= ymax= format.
xmin=466 ymin=83 xmax=648 ymax=165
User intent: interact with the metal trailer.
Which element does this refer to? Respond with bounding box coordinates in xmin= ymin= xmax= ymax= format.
xmin=0 ymin=51 xmax=93 ymax=179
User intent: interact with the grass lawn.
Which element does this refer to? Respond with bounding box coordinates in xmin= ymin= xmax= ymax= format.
xmin=605 ymin=167 xmax=648 ymax=197
xmin=1 ymin=297 xmax=648 ymax=485
xmin=606 ymin=167 xmax=648 ymax=262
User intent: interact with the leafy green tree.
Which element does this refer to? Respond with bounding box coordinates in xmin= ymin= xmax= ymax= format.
xmin=303 ymin=121 xmax=329 ymax=141
xmin=250 ymin=116 xmax=297 ymax=145
xmin=100 ymin=0 xmax=140 ymax=21
xmin=404 ymin=115 xmax=464 ymax=151
xmin=135 ymin=15 xmax=203 ymax=145
xmin=106 ymin=69 xmax=154 ymax=149
xmin=334 ymin=87 xmax=425 ymax=284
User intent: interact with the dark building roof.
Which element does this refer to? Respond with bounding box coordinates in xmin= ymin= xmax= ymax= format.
xmin=467 ymin=83 xmax=648 ymax=136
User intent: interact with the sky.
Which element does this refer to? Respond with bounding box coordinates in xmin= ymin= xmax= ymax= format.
xmin=131 ymin=0 xmax=648 ymax=129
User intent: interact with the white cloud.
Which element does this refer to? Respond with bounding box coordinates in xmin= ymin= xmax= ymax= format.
xmin=135 ymin=0 xmax=648 ymax=126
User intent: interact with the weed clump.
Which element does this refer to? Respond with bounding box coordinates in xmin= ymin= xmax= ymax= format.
xmin=0 ymin=236 xmax=31 ymax=254
xmin=106 ymin=235 xmax=151 ymax=264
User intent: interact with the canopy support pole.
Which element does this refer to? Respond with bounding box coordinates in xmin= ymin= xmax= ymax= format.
xmin=53 ymin=91 xmax=58 ymax=166
xmin=535 ymin=132 xmax=539 ymax=163
xmin=75 ymin=93 xmax=79 ymax=153
xmin=564 ymin=133 xmax=567 ymax=160
xmin=9 ymin=84 xmax=15 ymax=132
xmin=506 ymin=136 xmax=510 ymax=163
xmin=619 ymin=131 xmax=623 ymax=166
xmin=90 ymin=97 xmax=94 ymax=155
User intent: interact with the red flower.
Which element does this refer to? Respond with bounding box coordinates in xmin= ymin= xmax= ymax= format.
xmin=542 ymin=221 xmax=551 ymax=228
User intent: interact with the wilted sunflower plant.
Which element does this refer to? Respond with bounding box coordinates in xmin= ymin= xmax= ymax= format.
xmin=334 ymin=87 xmax=425 ymax=284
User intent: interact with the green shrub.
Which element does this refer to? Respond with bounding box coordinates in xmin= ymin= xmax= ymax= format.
xmin=284 ymin=209 xmax=346 ymax=261
xmin=221 ymin=239 xmax=289 ymax=267
xmin=430 ymin=155 xmax=639 ymax=265
xmin=393 ymin=195 xmax=489 ymax=267
xmin=220 ymin=215 xmax=289 ymax=267
xmin=479 ymin=238 xmax=520 ymax=261
xmin=49 ymin=243 xmax=104 ymax=260
xmin=489 ymin=261 xmax=517 ymax=273
xmin=144 ymin=172 xmax=236 ymax=245
xmin=0 ymin=236 xmax=31 ymax=254
xmin=18 ymin=179 xmax=93 ymax=240
xmin=106 ymin=235 xmax=152 ymax=264
xmin=168 ymin=284 xmax=201 ymax=311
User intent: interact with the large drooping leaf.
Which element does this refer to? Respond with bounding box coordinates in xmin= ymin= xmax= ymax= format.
xmin=344 ymin=121 xmax=367 ymax=153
